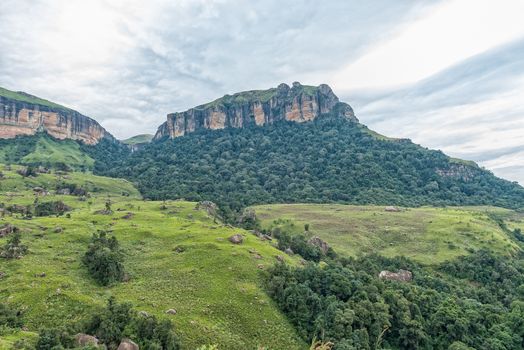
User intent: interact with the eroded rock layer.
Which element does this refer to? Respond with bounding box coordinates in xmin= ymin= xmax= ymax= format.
xmin=0 ymin=95 xmax=112 ymax=145
xmin=154 ymin=82 xmax=357 ymax=139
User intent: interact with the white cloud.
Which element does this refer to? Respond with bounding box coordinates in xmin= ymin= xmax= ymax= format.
xmin=331 ymin=0 xmax=524 ymax=90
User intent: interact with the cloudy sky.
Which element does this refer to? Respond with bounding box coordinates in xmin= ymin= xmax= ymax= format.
xmin=0 ymin=0 xmax=523 ymax=184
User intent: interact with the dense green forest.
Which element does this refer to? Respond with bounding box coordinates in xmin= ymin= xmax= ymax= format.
xmin=86 ymin=116 xmax=524 ymax=215
xmin=267 ymin=242 xmax=524 ymax=349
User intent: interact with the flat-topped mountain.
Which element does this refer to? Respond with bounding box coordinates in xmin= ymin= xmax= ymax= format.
xmin=0 ymin=87 xmax=113 ymax=145
xmin=154 ymin=82 xmax=357 ymax=139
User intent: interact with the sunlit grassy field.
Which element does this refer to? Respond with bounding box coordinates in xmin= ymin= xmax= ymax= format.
xmin=252 ymin=203 xmax=522 ymax=264
xmin=0 ymin=165 xmax=304 ymax=350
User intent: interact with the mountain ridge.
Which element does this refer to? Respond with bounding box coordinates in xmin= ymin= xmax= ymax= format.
xmin=153 ymin=82 xmax=357 ymax=139
xmin=0 ymin=86 xmax=114 ymax=145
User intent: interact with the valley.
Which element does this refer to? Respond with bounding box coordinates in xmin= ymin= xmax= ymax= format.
xmin=0 ymin=83 xmax=523 ymax=349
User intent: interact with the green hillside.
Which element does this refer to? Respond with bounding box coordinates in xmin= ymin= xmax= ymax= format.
xmin=0 ymin=134 xmax=95 ymax=171
xmin=91 ymin=116 xmax=524 ymax=217
xmin=252 ymin=203 xmax=523 ymax=264
xmin=0 ymin=165 xmax=304 ymax=349
xmin=0 ymin=87 xmax=70 ymax=111
xmin=121 ymin=134 xmax=154 ymax=145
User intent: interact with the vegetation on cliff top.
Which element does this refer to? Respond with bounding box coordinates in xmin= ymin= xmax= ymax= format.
xmin=0 ymin=86 xmax=71 ymax=111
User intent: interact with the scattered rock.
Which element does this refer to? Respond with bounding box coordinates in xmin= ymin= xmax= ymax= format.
xmin=284 ymin=248 xmax=294 ymax=255
xmin=166 ymin=309 xmax=177 ymax=315
xmin=138 ymin=311 xmax=149 ymax=317
xmin=75 ymin=333 xmax=99 ymax=347
xmin=385 ymin=206 xmax=401 ymax=212
xmin=122 ymin=212 xmax=134 ymax=220
xmin=35 ymin=272 xmax=46 ymax=278
xmin=56 ymin=188 xmax=71 ymax=195
xmin=228 ymin=234 xmax=244 ymax=244
xmin=262 ymin=234 xmax=272 ymax=241
xmin=0 ymin=224 xmax=17 ymax=237
xmin=275 ymin=255 xmax=285 ymax=262
xmin=54 ymin=226 xmax=63 ymax=233
xmin=379 ymin=269 xmax=413 ymax=282
xmin=0 ymin=271 xmax=5 ymax=279
xmin=237 ymin=208 xmax=257 ymax=226
xmin=117 ymin=339 xmax=139 ymax=350
xmin=307 ymin=236 xmax=330 ymax=254
xmin=257 ymin=264 xmax=265 ymax=269
xmin=253 ymin=254 xmax=262 ymax=260
xmin=195 ymin=201 xmax=219 ymax=218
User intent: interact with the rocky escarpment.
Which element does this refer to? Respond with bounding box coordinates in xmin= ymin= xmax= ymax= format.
xmin=154 ymin=82 xmax=357 ymax=139
xmin=0 ymin=89 xmax=113 ymax=145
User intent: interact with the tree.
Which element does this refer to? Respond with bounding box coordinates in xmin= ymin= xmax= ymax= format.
xmin=82 ymin=231 xmax=125 ymax=286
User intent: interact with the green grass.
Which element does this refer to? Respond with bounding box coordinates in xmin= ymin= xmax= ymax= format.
xmin=0 ymin=134 xmax=95 ymax=171
xmin=252 ymin=204 xmax=522 ymax=264
xmin=0 ymin=86 xmax=70 ymax=111
xmin=21 ymin=136 xmax=95 ymax=169
xmin=0 ymin=166 xmax=304 ymax=350
xmin=121 ymin=134 xmax=154 ymax=145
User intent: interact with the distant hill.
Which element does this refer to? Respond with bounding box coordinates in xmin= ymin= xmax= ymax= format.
xmin=121 ymin=134 xmax=154 ymax=145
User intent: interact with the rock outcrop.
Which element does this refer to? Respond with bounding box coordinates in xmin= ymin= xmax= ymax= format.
xmin=0 ymin=89 xmax=113 ymax=144
xmin=379 ymin=269 xmax=413 ymax=282
xmin=154 ymin=82 xmax=357 ymax=139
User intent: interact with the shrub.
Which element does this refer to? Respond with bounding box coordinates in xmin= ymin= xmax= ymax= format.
xmin=82 ymin=231 xmax=125 ymax=286
xmin=0 ymin=233 xmax=28 ymax=259
xmin=34 ymin=201 xmax=71 ymax=217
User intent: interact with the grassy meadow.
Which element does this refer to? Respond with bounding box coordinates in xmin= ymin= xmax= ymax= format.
xmin=0 ymin=165 xmax=304 ymax=350
xmin=252 ymin=203 xmax=523 ymax=264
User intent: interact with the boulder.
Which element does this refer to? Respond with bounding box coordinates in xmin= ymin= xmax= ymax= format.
xmin=284 ymin=248 xmax=294 ymax=255
xmin=275 ymin=255 xmax=285 ymax=262
xmin=54 ymin=226 xmax=63 ymax=233
xmin=307 ymin=236 xmax=330 ymax=255
xmin=0 ymin=224 xmax=17 ymax=237
xmin=228 ymin=234 xmax=244 ymax=244
xmin=379 ymin=269 xmax=412 ymax=282
xmin=75 ymin=333 xmax=99 ymax=347
xmin=385 ymin=206 xmax=401 ymax=212
xmin=166 ymin=308 xmax=177 ymax=315
xmin=195 ymin=201 xmax=219 ymax=217
xmin=118 ymin=339 xmax=139 ymax=350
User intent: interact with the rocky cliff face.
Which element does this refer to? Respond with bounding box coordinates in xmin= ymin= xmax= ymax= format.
xmin=154 ymin=82 xmax=357 ymax=139
xmin=0 ymin=92 xmax=113 ymax=145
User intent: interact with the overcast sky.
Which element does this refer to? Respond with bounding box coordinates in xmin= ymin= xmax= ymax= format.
xmin=0 ymin=0 xmax=523 ymax=184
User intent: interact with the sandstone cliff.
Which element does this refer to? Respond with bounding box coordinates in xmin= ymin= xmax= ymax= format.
xmin=154 ymin=82 xmax=357 ymax=139
xmin=0 ymin=88 xmax=113 ymax=145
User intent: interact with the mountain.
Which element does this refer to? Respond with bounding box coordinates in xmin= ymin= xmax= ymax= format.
xmin=0 ymin=87 xmax=113 ymax=145
xmin=89 ymin=83 xmax=524 ymax=216
xmin=153 ymin=82 xmax=357 ymax=139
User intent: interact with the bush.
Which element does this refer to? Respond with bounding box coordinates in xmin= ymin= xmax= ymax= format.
xmin=34 ymin=201 xmax=71 ymax=217
xmin=0 ymin=303 xmax=22 ymax=328
xmin=0 ymin=233 xmax=28 ymax=259
xmin=83 ymin=297 xmax=180 ymax=349
xmin=82 ymin=231 xmax=125 ymax=286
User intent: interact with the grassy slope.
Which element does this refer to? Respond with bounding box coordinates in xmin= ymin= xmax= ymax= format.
xmin=252 ymin=204 xmax=522 ymax=264
xmin=22 ymin=137 xmax=95 ymax=169
xmin=0 ymin=135 xmax=95 ymax=170
xmin=121 ymin=134 xmax=154 ymax=145
xmin=0 ymin=87 xmax=69 ymax=111
xmin=0 ymin=165 xmax=304 ymax=350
